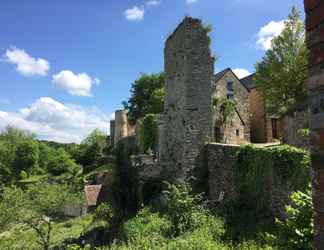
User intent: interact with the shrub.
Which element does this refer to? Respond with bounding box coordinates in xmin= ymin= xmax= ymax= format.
xmin=266 ymin=186 xmax=313 ymax=250
xmin=122 ymin=208 xmax=170 ymax=248
xmin=93 ymin=203 xmax=114 ymax=223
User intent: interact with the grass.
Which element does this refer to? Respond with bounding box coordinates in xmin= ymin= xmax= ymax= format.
xmin=0 ymin=215 xmax=93 ymax=249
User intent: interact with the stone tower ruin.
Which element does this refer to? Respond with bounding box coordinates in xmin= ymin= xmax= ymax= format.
xmin=160 ymin=17 xmax=214 ymax=181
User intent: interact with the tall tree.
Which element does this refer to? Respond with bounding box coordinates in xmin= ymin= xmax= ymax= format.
xmin=123 ymin=73 xmax=165 ymax=123
xmin=254 ymin=7 xmax=308 ymax=116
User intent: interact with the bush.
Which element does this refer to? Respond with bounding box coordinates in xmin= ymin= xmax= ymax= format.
xmin=122 ymin=208 xmax=170 ymax=248
xmin=266 ymin=186 xmax=313 ymax=250
xmin=93 ymin=203 xmax=114 ymax=223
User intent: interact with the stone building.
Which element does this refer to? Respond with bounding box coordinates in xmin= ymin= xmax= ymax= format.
xmin=159 ymin=16 xmax=214 ymax=181
xmin=212 ymin=68 xmax=250 ymax=145
xmin=241 ymin=73 xmax=282 ymax=143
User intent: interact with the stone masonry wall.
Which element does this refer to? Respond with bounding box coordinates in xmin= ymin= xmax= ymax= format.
xmin=160 ymin=17 xmax=214 ymax=181
xmin=207 ymin=143 xmax=238 ymax=203
xmin=212 ymin=70 xmax=250 ymax=144
xmin=304 ymin=1 xmax=324 ymax=248
xmin=113 ymin=110 xmax=135 ymax=147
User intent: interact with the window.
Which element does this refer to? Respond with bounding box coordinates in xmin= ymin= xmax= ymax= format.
xmin=214 ymin=127 xmax=221 ymax=142
xmin=227 ymin=81 xmax=234 ymax=91
xmin=227 ymin=81 xmax=234 ymax=100
xmin=236 ymin=129 xmax=240 ymax=136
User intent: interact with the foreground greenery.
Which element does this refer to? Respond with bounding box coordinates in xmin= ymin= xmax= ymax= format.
xmin=0 ymin=182 xmax=313 ymax=249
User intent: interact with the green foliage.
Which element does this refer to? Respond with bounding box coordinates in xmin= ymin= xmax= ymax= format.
xmin=113 ymin=142 xmax=140 ymax=216
xmin=47 ymin=148 xmax=81 ymax=176
xmin=0 ymin=215 xmax=93 ymax=250
xmin=0 ymin=127 xmax=39 ymax=184
xmin=254 ymin=7 xmax=308 ymax=116
xmin=223 ymin=144 xmax=310 ymax=241
xmin=122 ymin=208 xmax=171 ymax=248
xmin=78 ymin=129 xmax=108 ymax=172
xmin=297 ymin=128 xmax=310 ymax=138
xmin=213 ymin=97 xmax=236 ymax=126
xmin=163 ymin=183 xmax=211 ymax=236
xmin=13 ymin=139 xmax=40 ymax=176
xmin=93 ymin=203 xmax=114 ymax=223
xmin=140 ymin=114 xmax=158 ymax=153
xmin=266 ymin=187 xmax=313 ymax=250
xmin=123 ymin=73 xmax=165 ymax=124
xmin=0 ymin=183 xmax=82 ymax=249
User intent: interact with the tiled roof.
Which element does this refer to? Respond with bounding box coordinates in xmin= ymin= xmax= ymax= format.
xmin=240 ymin=73 xmax=256 ymax=90
xmin=84 ymin=184 xmax=102 ymax=206
xmin=214 ymin=68 xmax=231 ymax=82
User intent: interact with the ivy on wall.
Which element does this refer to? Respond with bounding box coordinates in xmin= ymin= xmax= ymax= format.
xmin=140 ymin=114 xmax=158 ymax=153
xmin=223 ymin=144 xmax=310 ymax=241
xmin=212 ymin=97 xmax=236 ymax=126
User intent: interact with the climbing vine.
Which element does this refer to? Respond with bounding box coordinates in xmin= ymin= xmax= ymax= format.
xmin=223 ymin=144 xmax=310 ymax=240
xmin=140 ymin=114 xmax=158 ymax=153
xmin=213 ymin=97 xmax=236 ymax=126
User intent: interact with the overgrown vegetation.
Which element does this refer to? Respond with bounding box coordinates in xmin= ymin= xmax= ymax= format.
xmin=222 ymin=145 xmax=310 ymax=242
xmin=139 ymin=113 xmax=158 ymax=153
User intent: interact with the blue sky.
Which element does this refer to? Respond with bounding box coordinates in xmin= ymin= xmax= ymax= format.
xmin=0 ymin=0 xmax=304 ymax=143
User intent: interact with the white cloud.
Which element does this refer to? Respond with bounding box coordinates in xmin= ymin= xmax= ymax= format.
xmin=0 ymin=97 xmax=108 ymax=143
xmin=4 ymin=47 xmax=50 ymax=76
xmin=124 ymin=6 xmax=145 ymax=21
xmin=52 ymin=70 xmax=100 ymax=97
xmin=233 ymin=68 xmax=251 ymax=79
xmin=256 ymin=20 xmax=285 ymax=50
xmin=146 ymin=0 xmax=161 ymax=6
xmin=186 ymin=0 xmax=198 ymax=4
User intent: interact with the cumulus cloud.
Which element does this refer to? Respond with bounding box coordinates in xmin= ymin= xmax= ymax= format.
xmin=233 ymin=68 xmax=251 ymax=79
xmin=186 ymin=0 xmax=198 ymax=4
xmin=146 ymin=0 xmax=161 ymax=6
xmin=52 ymin=70 xmax=100 ymax=97
xmin=3 ymin=47 xmax=50 ymax=76
xmin=256 ymin=20 xmax=285 ymax=50
xmin=0 ymin=97 xmax=108 ymax=143
xmin=124 ymin=6 xmax=145 ymax=21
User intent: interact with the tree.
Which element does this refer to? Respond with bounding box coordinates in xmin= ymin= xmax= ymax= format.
xmin=78 ymin=129 xmax=108 ymax=171
xmin=13 ymin=140 xmax=40 ymax=177
xmin=123 ymin=73 xmax=165 ymax=124
xmin=254 ymin=7 xmax=308 ymax=116
xmin=0 ymin=183 xmax=82 ymax=250
xmin=47 ymin=148 xmax=81 ymax=176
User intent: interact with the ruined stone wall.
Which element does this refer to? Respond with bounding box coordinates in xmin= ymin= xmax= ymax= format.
xmin=113 ymin=110 xmax=135 ymax=147
xmin=207 ymin=143 xmax=309 ymax=220
xmin=212 ymin=70 xmax=250 ymax=144
xmin=304 ymin=0 xmax=324 ymax=247
xmin=160 ymin=17 xmax=213 ymax=181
